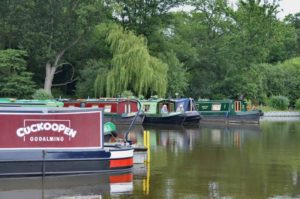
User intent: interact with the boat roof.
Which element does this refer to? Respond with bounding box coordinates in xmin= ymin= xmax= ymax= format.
xmin=0 ymin=107 xmax=103 ymax=113
xmin=140 ymin=99 xmax=175 ymax=103
xmin=174 ymin=98 xmax=194 ymax=103
xmin=197 ymin=99 xmax=234 ymax=103
xmin=60 ymin=98 xmax=138 ymax=103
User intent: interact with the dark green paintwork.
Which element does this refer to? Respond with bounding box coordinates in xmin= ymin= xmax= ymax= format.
xmin=195 ymin=99 xmax=248 ymax=116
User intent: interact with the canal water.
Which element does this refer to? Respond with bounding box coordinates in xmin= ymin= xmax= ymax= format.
xmin=1 ymin=120 xmax=300 ymax=199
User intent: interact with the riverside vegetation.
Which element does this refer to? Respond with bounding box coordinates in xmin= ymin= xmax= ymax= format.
xmin=0 ymin=0 xmax=300 ymax=110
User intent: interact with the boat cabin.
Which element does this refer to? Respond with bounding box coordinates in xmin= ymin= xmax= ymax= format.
xmin=174 ymin=98 xmax=197 ymax=112
xmin=196 ymin=99 xmax=247 ymax=113
xmin=141 ymin=99 xmax=176 ymax=114
xmin=62 ymin=98 xmax=140 ymax=115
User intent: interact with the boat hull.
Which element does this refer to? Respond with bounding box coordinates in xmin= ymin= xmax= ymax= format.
xmin=182 ymin=111 xmax=201 ymax=125
xmin=143 ymin=113 xmax=185 ymax=125
xmin=0 ymin=148 xmax=133 ymax=176
xmin=200 ymin=111 xmax=261 ymax=124
xmin=104 ymin=114 xmax=145 ymax=125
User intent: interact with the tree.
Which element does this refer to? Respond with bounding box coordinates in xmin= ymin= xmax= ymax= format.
xmin=0 ymin=0 xmax=109 ymax=95
xmin=285 ymin=12 xmax=300 ymax=55
xmin=0 ymin=49 xmax=36 ymax=98
xmin=94 ymin=24 xmax=168 ymax=97
xmin=177 ymin=0 xmax=237 ymax=98
xmin=159 ymin=51 xmax=189 ymax=97
xmin=280 ymin=57 xmax=300 ymax=106
xmin=107 ymin=0 xmax=184 ymax=37
xmin=76 ymin=60 xmax=107 ymax=98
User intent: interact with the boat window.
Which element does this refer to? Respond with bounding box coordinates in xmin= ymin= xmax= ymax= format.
xmin=104 ymin=105 xmax=111 ymax=112
xmin=176 ymin=103 xmax=184 ymax=112
xmin=80 ymin=102 xmax=85 ymax=107
xmin=143 ymin=105 xmax=150 ymax=112
xmin=212 ymin=104 xmax=221 ymax=111
xmin=160 ymin=104 xmax=168 ymax=113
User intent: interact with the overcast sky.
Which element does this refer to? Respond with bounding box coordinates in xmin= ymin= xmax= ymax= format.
xmin=174 ymin=0 xmax=299 ymax=19
xmin=278 ymin=0 xmax=300 ymax=18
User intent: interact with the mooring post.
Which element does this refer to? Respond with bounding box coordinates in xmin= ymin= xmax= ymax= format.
xmin=143 ymin=130 xmax=151 ymax=163
xmin=143 ymin=130 xmax=151 ymax=195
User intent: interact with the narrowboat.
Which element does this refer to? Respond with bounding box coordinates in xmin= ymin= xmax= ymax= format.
xmin=0 ymin=98 xmax=63 ymax=107
xmin=174 ymin=98 xmax=201 ymax=125
xmin=0 ymin=107 xmax=133 ymax=176
xmin=61 ymin=98 xmax=144 ymax=125
xmin=195 ymin=99 xmax=262 ymax=124
xmin=140 ymin=99 xmax=185 ymax=125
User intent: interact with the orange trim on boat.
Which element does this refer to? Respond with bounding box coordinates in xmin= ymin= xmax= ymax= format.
xmin=109 ymin=173 xmax=133 ymax=183
xmin=110 ymin=158 xmax=133 ymax=168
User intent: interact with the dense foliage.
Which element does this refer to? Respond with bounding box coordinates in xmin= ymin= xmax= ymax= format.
xmin=0 ymin=49 xmax=36 ymax=98
xmin=0 ymin=0 xmax=299 ymax=105
xmin=295 ymin=99 xmax=300 ymax=110
xmin=32 ymin=89 xmax=53 ymax=100
xmin=268 ymin=95 xmax=290 ymax=110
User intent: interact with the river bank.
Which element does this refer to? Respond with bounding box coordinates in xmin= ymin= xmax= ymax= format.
xmin=261 ymin=111 xmax=300 ymax=122
xmin=263 ymin=111 xmax=300 ymax=117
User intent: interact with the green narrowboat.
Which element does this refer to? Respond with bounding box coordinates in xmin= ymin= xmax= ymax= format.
xmin=195 ymin=99 xmax=262 ymax=124
xmin=140 ymin=99 xmax=185 ymax=125
xmin=0 ymin=98 xmax=64 ymax=107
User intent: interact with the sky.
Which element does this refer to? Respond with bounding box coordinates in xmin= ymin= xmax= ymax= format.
xmin=173 ymin=0 xmax=300 ymax=19
xmin=277 ymin=0 xmax=300 ymax=19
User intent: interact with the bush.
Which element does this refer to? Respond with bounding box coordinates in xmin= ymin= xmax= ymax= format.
xmin=32 ymin=89 xmax=53 ymax=100
xmin=121 ymin=90 xmax=134 ymax=98
xmin=295 ymin=99 xmax=300 ymax=110
xmin=268 ymin=95 xmax=289 ymax=110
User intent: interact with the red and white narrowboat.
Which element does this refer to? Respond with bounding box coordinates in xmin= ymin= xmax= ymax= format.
xmin=0 ymin=107 xmax=133 ymax=176
xmin=61 ymin=98 xmax=144 ymax=125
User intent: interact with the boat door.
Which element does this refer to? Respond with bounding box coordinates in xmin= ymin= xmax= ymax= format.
xmin=234 ymin=101 xmax=242 ymax=112
xmin=124 ymin=102 xmax=131 ymax=113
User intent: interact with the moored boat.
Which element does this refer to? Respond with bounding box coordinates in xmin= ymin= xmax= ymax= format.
xmin=174 ymin=98 xmax=201 ymax=125
xmin=140 ymin=99 xmax=185 ymax=125
xmin=195 ymin=99 xmax=262 ymax=124
xmin=0 ymin=98 xmax=63 ymax=107
xmin=61 ymin=98 xmax=144 ymax=125
xmin=0 ymin=107 xmax=133 ymax=176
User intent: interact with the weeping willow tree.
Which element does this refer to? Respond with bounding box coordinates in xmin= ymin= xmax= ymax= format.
xmin=94 ymin=24 xmax=168 ymax=97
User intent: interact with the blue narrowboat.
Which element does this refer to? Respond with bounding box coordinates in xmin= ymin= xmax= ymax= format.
xmin=174 ymin=98 xmax=201 ymax=125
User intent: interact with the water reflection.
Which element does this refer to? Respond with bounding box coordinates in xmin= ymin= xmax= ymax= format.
xmin=2 ymin=121 xmax=300 ymax=198
xmin=0 ymin=171 xmax=133 ymax=199
xmin=137 ymin=122 xmax=300 ymax=199
xmin=133 ymin=124 xmax=261 ymax=152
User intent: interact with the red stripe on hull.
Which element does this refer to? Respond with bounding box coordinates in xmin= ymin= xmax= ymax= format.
xmin=109 ymin=173 xmax=133 ymax=183
xmin=110 ymin=158 xmax=133 ymax=168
